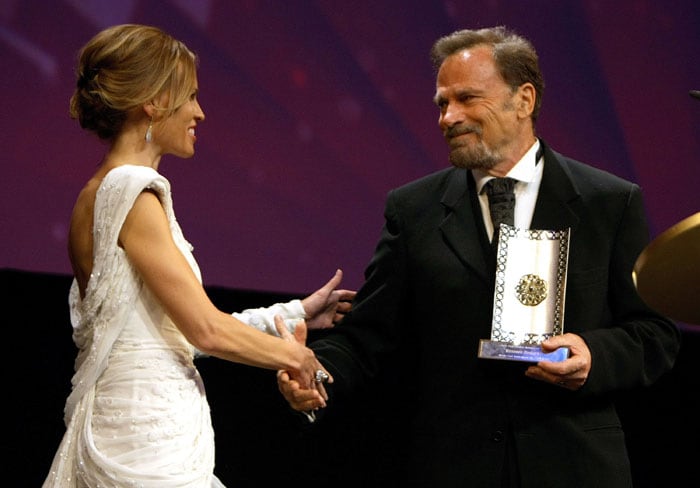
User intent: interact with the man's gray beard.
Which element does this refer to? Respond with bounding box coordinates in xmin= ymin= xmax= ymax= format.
xmin=448 ymin=145 xmax=499 ymax=170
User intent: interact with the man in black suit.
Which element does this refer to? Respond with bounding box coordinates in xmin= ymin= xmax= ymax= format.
xmin=277 ymin=26 xmax=681 ymax=488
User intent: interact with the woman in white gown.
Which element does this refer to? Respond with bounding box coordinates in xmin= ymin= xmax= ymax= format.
xmin=43 ymin=24 xmax=354 ymax=487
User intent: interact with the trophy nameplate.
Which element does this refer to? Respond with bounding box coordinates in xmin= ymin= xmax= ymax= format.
xmin=478 ymin=224 xmax=571 ymax=362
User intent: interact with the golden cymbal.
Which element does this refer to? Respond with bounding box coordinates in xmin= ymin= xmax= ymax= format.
xmin=633 ymin=212 xmax=700 ymax=325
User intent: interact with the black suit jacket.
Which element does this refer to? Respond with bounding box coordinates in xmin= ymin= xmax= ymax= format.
xmin=311 ymin=141 xmax=680 ymax=488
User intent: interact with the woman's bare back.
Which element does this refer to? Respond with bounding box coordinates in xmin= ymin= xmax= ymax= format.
xmin=68 ymin=175 xmax=103 ymax=298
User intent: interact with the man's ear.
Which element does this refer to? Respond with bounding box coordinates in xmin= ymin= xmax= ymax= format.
xmin=516 ymin=83 xmax=536 ymax=119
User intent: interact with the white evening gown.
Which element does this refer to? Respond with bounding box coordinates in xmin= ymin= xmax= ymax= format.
xmin=43 ymin=165 xmax=304 ymax=487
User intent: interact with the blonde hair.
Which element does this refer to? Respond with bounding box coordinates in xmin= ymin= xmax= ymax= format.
xmin=70 ymin=24 xmax=198 ymax=140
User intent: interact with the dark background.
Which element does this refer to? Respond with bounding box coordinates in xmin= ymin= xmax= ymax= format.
xmin=2 ymin=1 xmax=699 ymax=486
xmin=6 ymin=268 xmax=698 ymax=487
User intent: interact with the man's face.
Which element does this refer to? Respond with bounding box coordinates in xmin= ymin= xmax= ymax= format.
xmin=433 ymin=46 xmax=526 ymax=172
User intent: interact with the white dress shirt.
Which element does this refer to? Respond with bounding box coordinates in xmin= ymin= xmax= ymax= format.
xmin=473 ymin=140 xmax=544 ymax=241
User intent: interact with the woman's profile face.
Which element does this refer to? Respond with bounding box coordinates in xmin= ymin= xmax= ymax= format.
xmin=153 ymin=78 xmax=205 ymax=159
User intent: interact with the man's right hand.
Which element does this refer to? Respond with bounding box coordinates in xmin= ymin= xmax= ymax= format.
xmin=274 ymin=315 xmax=331 ymax=412
xmin=276 ymin=370 xmax=328 ymax=412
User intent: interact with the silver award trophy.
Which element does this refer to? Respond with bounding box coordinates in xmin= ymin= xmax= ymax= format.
xmin=478 ymin=224 xmax=571 ymax=362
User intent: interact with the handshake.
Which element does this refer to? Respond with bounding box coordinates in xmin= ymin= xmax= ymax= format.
xmin=273 ymin=269 xmax=355 ymax=420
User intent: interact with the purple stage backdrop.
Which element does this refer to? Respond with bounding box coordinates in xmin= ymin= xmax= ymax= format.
xmin=1 ymin=0 xmax=699 ymax=295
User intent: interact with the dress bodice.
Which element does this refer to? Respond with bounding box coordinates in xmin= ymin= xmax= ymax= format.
xmin=44 ymin=165 xmax=224 ymax=487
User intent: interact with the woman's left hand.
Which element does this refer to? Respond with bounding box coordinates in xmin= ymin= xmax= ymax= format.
xmin=301 ymin=269 xmax=356 ymax=329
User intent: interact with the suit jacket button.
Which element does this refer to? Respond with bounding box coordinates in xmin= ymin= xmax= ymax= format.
xmin=492 ymin=430 xmax=504 ymax=442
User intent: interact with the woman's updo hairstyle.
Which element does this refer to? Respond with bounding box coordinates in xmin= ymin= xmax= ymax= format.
xmin=70 ymin=24 xmax=198 ymax=140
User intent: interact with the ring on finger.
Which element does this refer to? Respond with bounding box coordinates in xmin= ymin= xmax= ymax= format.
xmin=314 ymin=369 xmax=329 ymax=383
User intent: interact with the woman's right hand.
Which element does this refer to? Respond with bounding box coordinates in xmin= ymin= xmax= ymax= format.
xmin=275 ymin=315 xmax=332 ymax=397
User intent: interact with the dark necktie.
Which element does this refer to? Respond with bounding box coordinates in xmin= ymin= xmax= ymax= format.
xmin=483 ymin=177 xmax=516 ymax=245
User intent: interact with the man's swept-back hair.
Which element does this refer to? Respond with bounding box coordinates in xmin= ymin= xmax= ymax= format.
xmin=430 ymin=26 xmax=544 ymax=122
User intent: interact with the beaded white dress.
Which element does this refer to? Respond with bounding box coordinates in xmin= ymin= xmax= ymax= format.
xmin=43 ymin=165 xmax=304 ymax=487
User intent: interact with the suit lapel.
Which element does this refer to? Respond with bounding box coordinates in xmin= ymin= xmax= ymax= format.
xmin=531 ymin=145 xmax=581 ymax=232
xmin=436 ymin=145 xmax=581 ymax=282
xmin=439 ymin=169 xmax=491 ymax=282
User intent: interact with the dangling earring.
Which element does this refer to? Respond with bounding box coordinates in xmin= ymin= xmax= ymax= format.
xmin=145 ymin=118 xmax=153 ymax=143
